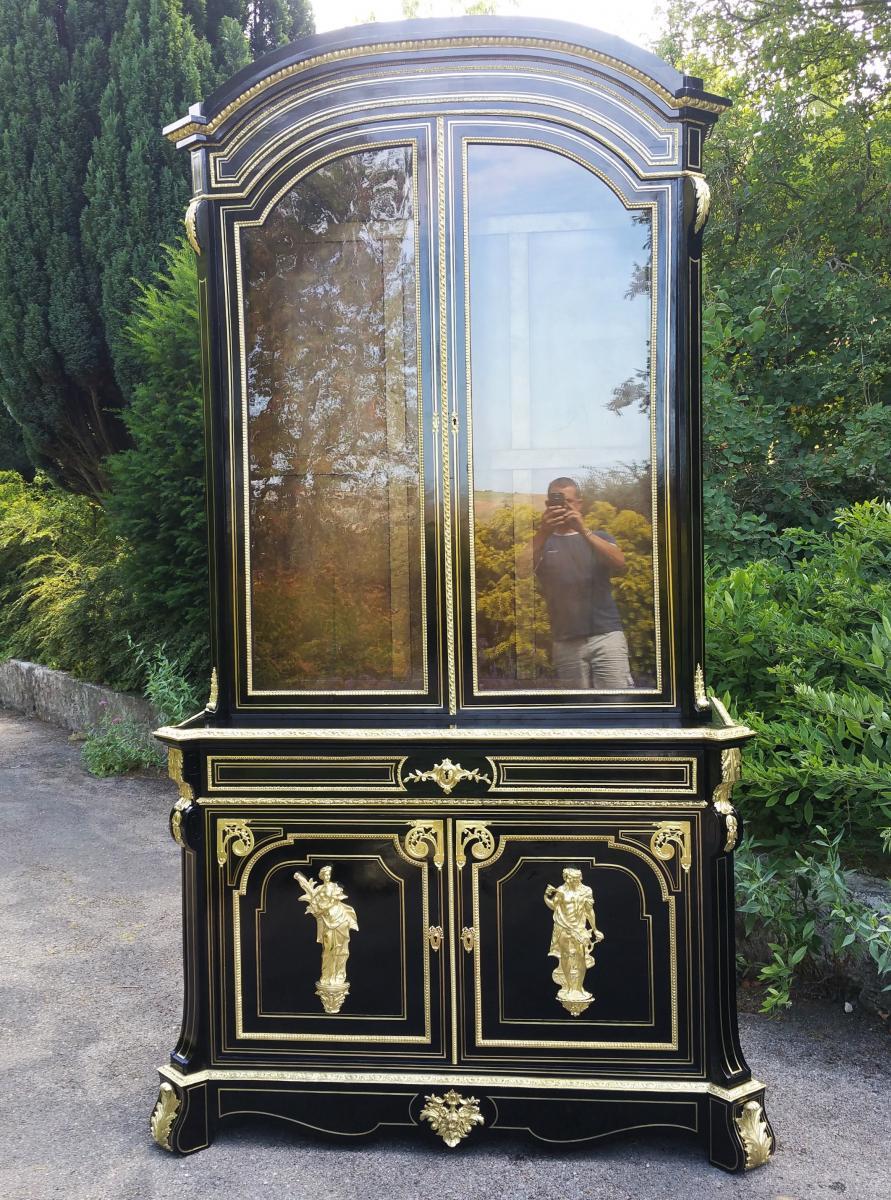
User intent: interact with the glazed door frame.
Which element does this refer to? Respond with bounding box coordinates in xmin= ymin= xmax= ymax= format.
xmin=443 ymin=118 xmax=678 ymax=716
xmin=203 ymin=105 xmax=690 ymax=720
xmin=213 ymin=120 xmax=446 ymax=715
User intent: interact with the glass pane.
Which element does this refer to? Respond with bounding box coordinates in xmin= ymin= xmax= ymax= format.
xmin=467 ymin=143 xmax=656 ymax=693
xmin=242 ymin=146 xmax=425 ymax=692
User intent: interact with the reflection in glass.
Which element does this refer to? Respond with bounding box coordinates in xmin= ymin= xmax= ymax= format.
xmin=242 ymin=147 xmax=425 ymax=691
xmin=467 ymin=143 xmax=656 ymax=692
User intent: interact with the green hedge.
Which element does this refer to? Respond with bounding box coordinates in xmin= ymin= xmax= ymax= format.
xmin=707 ymin=500 xmax=891 ymax=846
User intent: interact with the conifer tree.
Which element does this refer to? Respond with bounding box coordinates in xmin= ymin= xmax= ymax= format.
xmin=0 ymin=0 xmax=313 ymax=495
xmin=80 ymin=0 xmax=216 ymax=397
xmin=0 ymin=1 xmax=127 ymax=495
xmin=245 ymin=1 xmax=314 ymax=59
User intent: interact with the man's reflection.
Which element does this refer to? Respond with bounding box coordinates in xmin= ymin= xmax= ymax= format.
xmin=532 ymin=477 xmax=635 ymax=689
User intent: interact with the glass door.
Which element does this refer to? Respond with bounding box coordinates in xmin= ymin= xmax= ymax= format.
xmin=228 ymin=129 xmax=443 ymax=711
xmin=450 ymin=127 xmax=674 ymax=712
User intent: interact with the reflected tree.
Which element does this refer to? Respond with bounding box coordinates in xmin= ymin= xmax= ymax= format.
xmin=608 ymin=212 xmax=653 ymax=418
xmin=243 ymin=147 xmax=424 ymax=689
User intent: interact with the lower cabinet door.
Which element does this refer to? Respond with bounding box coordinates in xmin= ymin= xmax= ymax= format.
xmin=455 ymin=813 xmax=702 ymax=1075
xmin=209 ymin=809 xmax=447 ymax=1064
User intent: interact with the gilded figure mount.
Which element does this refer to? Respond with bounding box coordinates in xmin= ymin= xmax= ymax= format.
xmin=295 ymin=866 xmax=358 ymax=1014
xmin=545 ymin=867 xmax=604 ymax=1016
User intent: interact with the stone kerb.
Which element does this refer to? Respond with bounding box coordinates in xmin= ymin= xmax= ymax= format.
xmin=0 ymin=658 xmax=155 ymax=736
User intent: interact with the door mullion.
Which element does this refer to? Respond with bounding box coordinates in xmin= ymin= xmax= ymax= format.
xmin=435 ymin=116 xmax=458 ymax=715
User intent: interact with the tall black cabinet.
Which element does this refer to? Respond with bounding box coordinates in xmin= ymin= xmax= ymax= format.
xmin=151 ymin=17 xmax=774 ymax=1171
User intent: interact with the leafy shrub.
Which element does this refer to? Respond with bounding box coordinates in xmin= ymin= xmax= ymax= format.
xmin=81 ymin=717 xmax=163 ymax=777
xmin=702 ymin=272 xmax=891 ymax=572
xmin=736 ymin=831 xmax=891 ymax=1014
xmin=134 ymin=640 xmax=203 ymax=726
xmin=707 ymin=500 xmax=891 ymax=843
xmin=0 ymin=471 xmax=141 ymax=689
xmin=79 ymin=645 xmax=199 ymax=776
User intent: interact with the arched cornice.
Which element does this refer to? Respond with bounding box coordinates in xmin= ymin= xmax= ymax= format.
xmin=164 ymin=18 xmax=729 ymax=149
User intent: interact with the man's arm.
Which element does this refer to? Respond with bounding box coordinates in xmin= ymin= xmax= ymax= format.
xmin=562 ymin=510 xmax=627 ymax=575
xmin=583 ymin=528 xmax=627 ymax=575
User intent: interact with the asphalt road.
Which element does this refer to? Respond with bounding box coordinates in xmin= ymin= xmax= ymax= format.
xmin=1 ymin=707 xmax=888 ymax=1200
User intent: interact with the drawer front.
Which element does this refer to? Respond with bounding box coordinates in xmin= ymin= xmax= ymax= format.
xmin=202 ymin=749 xmax=699 ymax=804
xmin=208 ymin=810 xmax=446 ymax=1065
xmin=456 ymin=813 xmax=702 ymax=1075
xmin=205 ymin=754 xmax=408 ymax=794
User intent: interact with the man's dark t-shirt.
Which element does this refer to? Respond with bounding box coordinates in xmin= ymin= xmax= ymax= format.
xmin=535 ymin=530 xmax=623 ymax=640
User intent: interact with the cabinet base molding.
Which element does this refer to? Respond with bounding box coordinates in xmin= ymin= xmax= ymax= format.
xmin=153 ymin=1066 xmax=773 ymax=1171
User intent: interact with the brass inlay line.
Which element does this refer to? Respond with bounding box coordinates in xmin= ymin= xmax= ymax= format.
xmin=459 ymin=132 xmax=667 ymax=700
xmin=193 ymin=98 xmax=696 ymax=710
xmin=488 ymin=754 xmax=697 ymax=794
xmin=497 ymin=858 xmax=654 ymax=1029
xmin=205 ymin=64 xmax=680 ymax=186
xmin=228 ymin=830 xmax=434 ymax=1046
xmin=206 ymin=110 xmax=685 ymax=712
xmin=470 ymin=831 xmax=683 ymax=1051
xmin=159 ymin=1063 xmax=765 ymax=1104
xmin=199 ymin=98 xmax=686 ymax=207
xmin=208 ymin=84 xmax=682 ymax=193
xmin=446 ymin=819 xmax=459 ymax=1064
xmin=232 ymin=138 xmax=430 ymax=699
xmin=208 ymin=754 xmax=407 ymax=793
xmin=437 ymin=116 xmax=458 ymax=714
xmin=157 ymin=723 xmax=754 ymax=742
xmin=199 ymin=792 xmax=706 ymax=810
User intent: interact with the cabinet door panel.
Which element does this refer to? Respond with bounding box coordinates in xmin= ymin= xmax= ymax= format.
xmin=210 ymin=811 xmax=446 ymax=1063
xmin=456 ymin=815 xmax=701 ymax=1074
